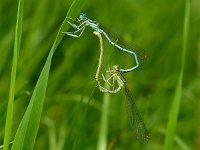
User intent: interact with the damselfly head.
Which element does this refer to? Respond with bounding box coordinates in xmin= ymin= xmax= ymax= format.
xmin=113 ymin=65 xmax=120 ymax=71
xmin=79 ymin=13 xmax=87 ymax=20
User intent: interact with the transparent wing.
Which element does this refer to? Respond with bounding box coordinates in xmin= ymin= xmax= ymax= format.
xmin=123 ymin=84 xmax=149 ymax=144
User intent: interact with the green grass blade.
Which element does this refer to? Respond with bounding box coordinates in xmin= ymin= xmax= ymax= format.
xmin=164 ymin=73 xmax=183 ymax=150
xmin=3 ymin=0 xmax=24 ymax=149
xmin=11 ymin=49 xmax=54 ymax=150
xmin=10 ymin=0 xmax=87 ymax=149
xmin=97 ymin=74 xmax=111 ymax=150
xmin=164 ymin=0 xmax=190 ymax=150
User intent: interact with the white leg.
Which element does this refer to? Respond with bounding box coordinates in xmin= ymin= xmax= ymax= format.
xmin=62 ymin=26 xmax=85 ymax=37
xmin=102 ymin=73 xmax=115 ymax=83
xmin=98 ymin=82 xmax=121 ymax=94
xmin=98 ymin=74 xmax=122 ymax=93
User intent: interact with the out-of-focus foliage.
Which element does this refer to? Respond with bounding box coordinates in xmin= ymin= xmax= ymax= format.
xmin=0 ymin=0 xmax=199 ymax=149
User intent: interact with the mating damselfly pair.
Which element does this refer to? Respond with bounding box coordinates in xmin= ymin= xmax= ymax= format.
xmin=63 ymin=13 xmax=149 ymax=144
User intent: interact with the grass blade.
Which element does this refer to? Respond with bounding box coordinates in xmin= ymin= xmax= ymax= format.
xmin=3 ymin=0 xmax=24 ymax=149
xmin=10 ymin=0 xmax=87 ymax=149
xmin=97 ymin=80 xmax=110 ymax=150
xmin=164 ymin=0 xmax=190 ymax=150
xmin=11 ymin=49 xmax=54 ymax=149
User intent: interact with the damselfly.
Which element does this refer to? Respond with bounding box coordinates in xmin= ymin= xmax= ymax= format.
xmin=63 ymin=13 xmax=139 ymax=73
xmin=98 ymin=65 xmax=149 ymax=144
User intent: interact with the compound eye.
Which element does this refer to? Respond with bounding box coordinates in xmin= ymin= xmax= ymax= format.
xmin=80 ymin=13 xmax=87 ymax=19
xmin=113 ymin=65 xmax=120 ymax=70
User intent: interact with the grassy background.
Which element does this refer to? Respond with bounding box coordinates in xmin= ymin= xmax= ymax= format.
xmin=0 ymin=0 xmax=200 ymax=149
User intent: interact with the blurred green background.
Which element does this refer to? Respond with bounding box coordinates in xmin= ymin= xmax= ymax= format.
xmin=0 ymin=0 xmax=200 ymax=149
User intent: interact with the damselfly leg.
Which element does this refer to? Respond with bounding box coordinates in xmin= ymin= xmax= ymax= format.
xmin=97 ymin=65 xmax=124 ymax=93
